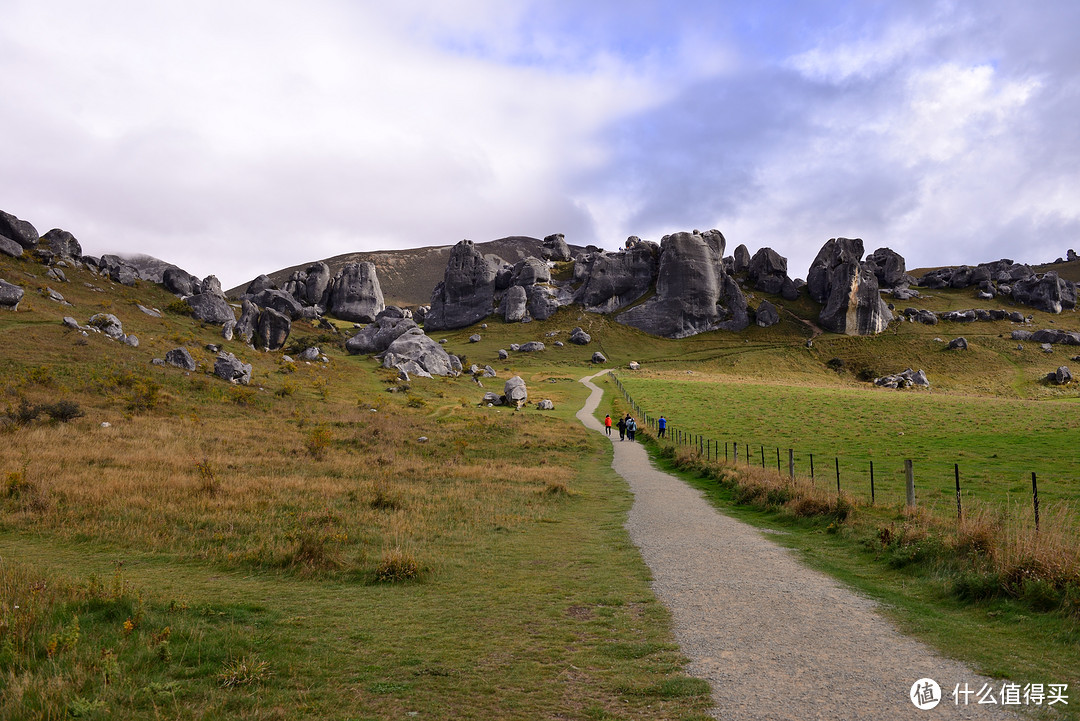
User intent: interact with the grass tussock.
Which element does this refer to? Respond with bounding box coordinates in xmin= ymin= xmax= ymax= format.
xmin=373 ymin=547 xmax=421 ymax=583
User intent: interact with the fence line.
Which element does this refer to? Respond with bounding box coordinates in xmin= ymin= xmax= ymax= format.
xmin=608 ymin=373 xmax=1052 ymax=528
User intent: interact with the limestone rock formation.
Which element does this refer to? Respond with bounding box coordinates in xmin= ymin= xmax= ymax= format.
xmin=747 ymin=247 xmax=798 ymax=300
xmin=618 ymin=231 xmax=749 ymax=338
xmin=541 ymin=233 xmax=572 ymax=262
xmin=511 ymin=257 xmax=550 ymax=286
xmin=0 ymin=210 xmax=39 ymax=250
xmin=0 ymin=236 xmax=22 ymax=258
xmin=40 ymin=229 xmax=82 ymax=260
xmin=503 ymin=285 xmax=527 ymax=322
xmin=327 ymin=262 xmax=385 ymax=323
xmin=255 ymin=307 xmax=291 ymax=351
xmin=863 ymin=247 xmax=907 ymax=288
xmin=576 ymin=243 xmax=659 ymax=313
xmin=165 ymin=348 xmax=196 ymax=371
xmin=1011 ymin=272 xmax=1077 ymax=314
xmin=345 ymin=309 xmax=419 ymax=355
xmin=732 ymin=244 xmax=751 ymax=274
xmin=245 ymin=274 xmax=276 ymax=296
xmin=252 ymin=288 xmax=304 ymax=320
xmin=235 ymin=299 xmax=259 ymax=344
xmin=425 ymin=240 xmax=496 ymax=331
xmin=214 ymin=352 xmax=252 ymax=384
xmin=185 ymin=293 xmax=236 ymax=324
xmin=756 ymin=300 xmax=780 ymax=328
xmin=503 ymin=376 xmax=528 ymax=409
xmin=379 ymin=328 xmax=456 ymax=377
xmin=569 ymin=327 xmax=591 ymax=345
xmin=808 ymin=238 xmax=892 ymax=335
xmin=162 ymin=267 xmax=199 ymax=296
xmin=0 ymin=279 xmax=25 ymax=310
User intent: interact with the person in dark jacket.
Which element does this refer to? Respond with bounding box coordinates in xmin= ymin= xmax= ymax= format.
xmin=616 ymin=415 xmax=627 ymax=441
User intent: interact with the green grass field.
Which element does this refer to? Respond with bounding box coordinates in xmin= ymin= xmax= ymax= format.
xmin=2 ymin=247 xmax=1079 ymax=719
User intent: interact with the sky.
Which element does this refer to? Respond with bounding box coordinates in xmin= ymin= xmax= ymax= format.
xmin=3 ymin=0 xmax=1079 ymax=289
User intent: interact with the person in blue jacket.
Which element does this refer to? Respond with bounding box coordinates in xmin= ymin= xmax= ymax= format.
xmin=658 ymin=415 xmax=667 ymax=438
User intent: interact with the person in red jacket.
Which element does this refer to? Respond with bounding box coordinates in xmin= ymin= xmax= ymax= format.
xmin=604 ymin=414 xmax=612 ymax=436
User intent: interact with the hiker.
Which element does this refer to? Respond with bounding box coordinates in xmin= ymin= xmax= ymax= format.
xmin=626 ymin=415 xmax=637 ymax=442
xmin=604 ymin=414 xmax=612 ymax=436
xmin=657 ymin=415 xmax=667 ymax=438
xmin=616 ymin=415 xmax=627 ymax=441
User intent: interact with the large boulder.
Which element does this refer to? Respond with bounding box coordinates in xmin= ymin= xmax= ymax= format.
xmin=345 ymin=313 xmax=419 ymax=355
xmin=618 ymin=231 xmax=749 ymax=338
xmin=165 ymin=347 xmax=196 ymax=371
xmin=235 ymin=299 xmax=259 ymax=344
xmin=0 ymin=279 xmax=25 ymax=310
xmin=1011 ymin=272 xmax=1077 ymax=314
xmin=379 ymin=328 xmax=456 ymax=377
xmin=732 ymin=244 xmax=751 ymax=274
xmin=503 ymin=376 xmax=528 ymax=409
xmin=98 ymin=255 xmax=140 ymax=286
xmin=252 ymin=288 xmax=304 ymax=320
xmin=756 ymin=300 xmax=780 ymax=327
xmin=245 ymin=274 xmax=276 ymax=296
xmin=303 ymin=262 xmax=332 ymax=307
xmin=162 ymin=267 xmax=199 ymax=296
xmin=503 ymin=285 xmax=528 ymax=322
xmin=327 ymin=261 xmax=385 ymax=323
xmin=569 ymin=327 xmax=591 ymax=345
xmin=747 ymin=247 xmax=797 ymax=299
xmin=185 ymin=293 xmax=236 ymax=324
xmin=425 ymin=240 xmax=497 ymax=331
xmin=863 ymin=247 xmax=907 ymax=288
xmin=88 ymin=313 xmax=125 ymax=340
xmin=0 ymin=235 xmax=22 ymax=258
xmin=526 ymin=284 xmax=566 ymax=321
xmin=214 ymin=352 xmax=252 ymax=385
xmin=0 ymin=210 xmax=38 ymax=250
xmin=817 ymin=262 xmax=893 ymax=335
xmin=576 ymin=243 xmax=659 ymax=313
xmin=806 ymin=238 xmax=865 ymax=304
xmin=1049 ymin=366 xmax=1073 ymax=385
xmin=511 ymin=257 xmax=550 ymax=286
xmin=40 ymin=229 xmax=82 ymax=259
xmin=255 ymin=307 xmax=291 ymax=351
xmin=541 ymin=233 xmax=572 ymax=262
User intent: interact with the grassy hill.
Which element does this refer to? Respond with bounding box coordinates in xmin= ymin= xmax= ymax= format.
xmin=2 ymin=246 xmax=1079 ymax=719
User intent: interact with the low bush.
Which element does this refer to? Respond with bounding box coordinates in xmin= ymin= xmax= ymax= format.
xmin=373 ymin=547 xmax=420 ymax=583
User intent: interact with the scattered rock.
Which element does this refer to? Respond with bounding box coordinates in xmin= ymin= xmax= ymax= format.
xmin=327 ymin=262 xmax=385 ymax=322
xmin=469 ymin=334 xmax=481 ymax=343
xmin=88 ymin=313 xmax=125 ymax=340
xmin=947 ymin=337 xmax=968 ymax=351
xmin=504 ymin=376 xmax=528 ymax=409
xmin=1048 ymin=366 xmax=1072 ymax=385
xmin=426 ymin=240 xmax=497 ymax=331
xmin=137 ymin=304 xmax=162 ymax=318
xmin=503 ymin=285 xmax=528 ymax=322
xmin=498 ymin=349 xmax=508 ymax=360
xmin=569 ymin=327 xmax=591 ymax=345
xmin=874 ymin=368 xmax=930 ymax=389
xmin=592 ymin=351 xmax=607 ymax=364
xmin=255 ymin=307 xmax=292 ymax=352
xmin=185 ymin=293 xmax=236 ymax=324
xmin=345 ymin=312 xmax=419 ymax=355
xmin=536 ymin=399 xmax=554 ymax=410
xmin=628 ymin=361 xmax=640 ymax=370
xmin=298 ymin=347 xmax=320 ymax=361
xmin=214 ymin=352 xmax=252 ymax=384
xmin=541 ymin=233 xmax=572 ymax=262
xmin=0 ymin=210 xmax=39 ymax=250
xmin=519 ymin=341 xmax=545 ymax=352
xmin=165 ymin=348 xmax=196 ymax=371
xmin=755 ymin=300 xmax=780 ymax=328
xmin=0 ymin=279 xmax=23 ymax=310
xmin=379 ymin=328 xmax=457 ymax=377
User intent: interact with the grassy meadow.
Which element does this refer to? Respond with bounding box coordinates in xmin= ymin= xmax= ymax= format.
xmin=2 ymin=247 xmax=1079 ymax=718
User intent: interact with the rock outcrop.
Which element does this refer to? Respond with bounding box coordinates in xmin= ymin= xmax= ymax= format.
xmin=379 ymin=328 xmax=456 ymax=377
xmin=756 ymin=300 xmax=780 ymax=327
xmin=503 ymin=376 xmax=528 ymax=409
xmin=618 ymin=231 xmax=749 ymax=338
xmin=185 ymin=292 xmax=236 ymax=324
xmin=425 ymin=240 xmax=496 ymax=331
xmin=0 ymin=279 xmax=25 ymax=310
xmin=863 ymin=247 xmax=907 ymax=288
xmin=541 ymin=233 xmax=572 ymax=262
xmin=576 ymin=243 xmax=659 ymax=313
xmin=808 ymin=238 xmax=892 ymax=335
xmin=0 ymin=210 xmax=39 ymax=250
xmin=502 ymin=285 xmax=527 ymax=322
xmin=747 ymin=247 xmax=798 ymax=300
xmin=255 ymin=307 xmax=291 ymax=351
xmin=345 ymin=308 xmax=419 ymax=355
xmin=327 ymin=262 xmax=384 ymax=323
xmin=214 ymin=352 xmax=252 ymax=384
xmin=1011 ymin=272 xmax=1077 ymax=314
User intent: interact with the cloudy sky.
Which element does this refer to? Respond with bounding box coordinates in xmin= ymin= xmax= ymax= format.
xmin=3 ymin=1 xmax=1079 ymax=288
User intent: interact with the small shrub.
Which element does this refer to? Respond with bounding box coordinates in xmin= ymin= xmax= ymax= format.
xmin=227 ymin=385 xmax=257 ymax=407
xmin=275 ymin=381 xmax=297 ymax=397
xmin=825 ymin=357 xmax=846 ymax=371
xmin=126 ymin=378 xmax=162 ymax=413
xmin=217 ymin=654 xmax=271 ymax=687
xmin=8 ymin=398 xmax=41 ymax=426
xmin=406 ymin=395 xmax=427 ymax=409
xmin=279 ymin=361 xmax=297 ymax=374
xmin=41 ymin=399 xmax=85 ymax=422
xmin=25 ymin=365 xmax=56 ymax=386
xmin=304 ymin=427 xmax=332 ymax=459
xmin=374 ymin=547 xmax=420 ymax=583
xmin=370 ymin=485 xmax=402 ymax=511
xmin=195 ymin=458 xmax=219 ymax=497
xmin=164 ymin=299 xmax=194 ymax=317
xmin=5 ymin=467 xmax=33 ymax=498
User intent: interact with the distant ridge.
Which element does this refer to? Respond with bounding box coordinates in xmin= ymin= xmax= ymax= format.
xmin=227 ymin=236 xmax=588 ymax=308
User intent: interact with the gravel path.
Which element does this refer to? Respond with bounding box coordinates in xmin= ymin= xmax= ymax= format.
xmin=577 ymin=371 xmax=1019 ymax=720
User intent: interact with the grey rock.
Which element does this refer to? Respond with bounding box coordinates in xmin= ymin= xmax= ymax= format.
xmin=863 ymin=247 xmax=907 ymax=288
xmin=222 ymin=320 xmax=235 ymax=340
xmin=0 ymin=279 xmax=23 ymax=310
xmin=88 ymin=313 xmax=125 ymax=339
xmin=46 ymin=267 xmax=67 ymax=283
xmin=99 ymin=255 xmax=139 ymax=286
xmin=0 ymin=236 xmax=23 ymax=258
xmin=554 ymin=341 xmax=564 ymax=347
xmin=165 ymin=347 xmax=196 ymax=371
xmin=44 ymin=287 xmax=67 ymax=304
xmin=151 ymin=358 xmax=166 ymax=366
xmin=503 ymin=285 xmax=528 ymax=322
xmin=1049 ymin=366 xmax=1073 ymax=385
xmin=380 ymin=328 xmax=456 ymax=377
xmin=303 ymin=262 xmax=332 ymax=307
xmin=235 ymin=299 xmax=259 ymax=344
xmin=874 ymin=368 xmax=929 ymax=389
xmin=541 ymin=233 xmax=572 ymax=262
xmin=123 ymin=334 xmax=139 ymax=347
xmin=0 ymin=210 xmax=39 ymax=249
xmin=199 ymin=275 xmax=223 ymax=296
xmin=591 ymin=351 xmax=607 ymax=364
xmin=756 ymin=300 xmax=780 ymax=328
xmin=747 ymin=247 xmax=793 ymax=296
xmin=526 ymin=284 xmax=563 ymax=321
xmin=618 ymin=231 xmax=749 ymax=338
xmin=577 ymin=244 xmax=659 ymax=313
xmin=469 ymin=334 xmax=481 ymax=343
xmin=327 ymin=261 xmax=385 ymax=323
xmin=628 ymin=361 xmax=640 ymax=370
xmin=536 ymin=399 xmax=554 ymax=410
xmin=519 ymin=341 xmax=545 ymax=352
xmin=299 ymin=347 xmax=321 ymax=361
xmin=41 ymin=229 xmax=82 ymax=259
xmin=818 ymin=261 xmax=892 ymax=335
xmin=498 ymin=349 xmax=508 ymax=360
xmin=426 ymin=240 xmax=496 ymax=331
xmin=509 ymin=343 xmax=520 ymax=351
xmin=253 ymin=288 xmax=304 ymax=320
xmin=948 ymin=337 xmax=968 ymax=351
xmin=137 ymin=304 xmax=162 ymax=318
xmin=807 ymin=237 xmax=865 ymax=304
xmin=185 ymin=293 xmax=236 ymax=324
xmin=256 ymin=307 xmax=291 ymax=351
xmin=214 ymin=352 xmax=252 ymax=384
xmin=504 ymin=376 xmax=528 ymax=408
xmin=482 ymin=391 xmax=503 ymax=406
xmin=1042 ymin=343 xmax=1054 ymax=353
xmin=345 ymin=315 xmax=419 ymax=355
xmin=569 ymin=327 xmax=591 ymax=345
xmin=1011 ymin=272 xmax=1077 ymax=314
xmin=1031 ymin=329 xmax=1080 ymax=346
xmin=892 ymin=287 xmax=920 ymax=300
xmin=732 ymin=244 xmax=751 ymax=274
xmin=511 ymin=257 xmax=550 ymax=286
xmin=162 ymin=267 xmax=199 ymax=296
xmin=245 ymin=274 xmax=277 ymax=295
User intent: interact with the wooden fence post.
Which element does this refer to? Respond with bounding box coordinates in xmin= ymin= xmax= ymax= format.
xmin=955 ymin=464 xmax=962 ymax=520
xmin=835 ymin=457 xmax=840 ymax=495
xmin=1032 ymin=472 xmax=1040 ymax=532
xmin=788 ymin=449 xmax=794 ymax=480
xmin=905 ymin=460 xmax=915 ymax=508
xmin=870 ymin=460 xmax=875 ymax=505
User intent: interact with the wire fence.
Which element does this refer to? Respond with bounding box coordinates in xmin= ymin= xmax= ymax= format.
xmin=608 ymin=373 xmax=1061 ymax=530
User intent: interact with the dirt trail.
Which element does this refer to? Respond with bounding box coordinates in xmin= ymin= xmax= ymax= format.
xmin=578 ymin=370 xmax=1017 ymax=720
